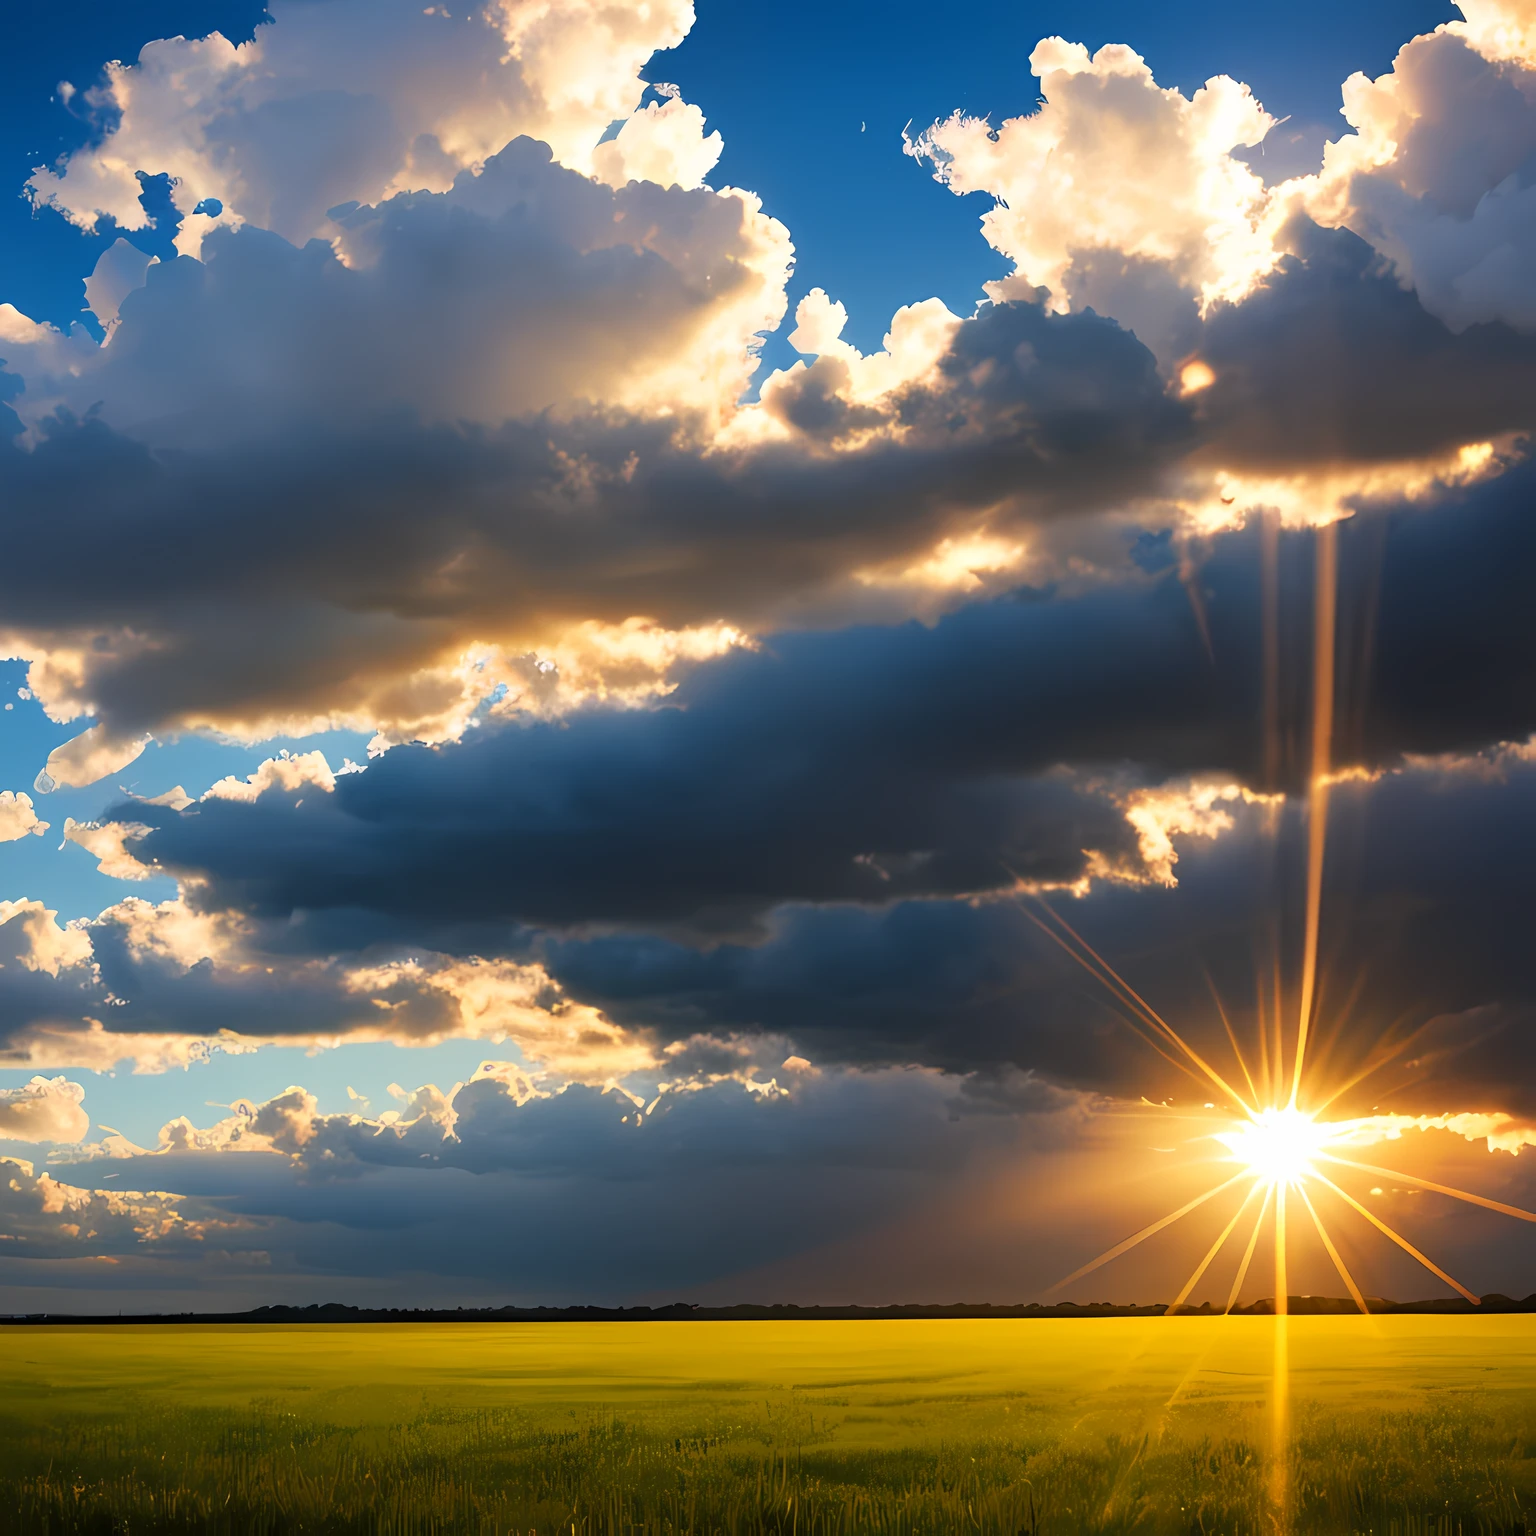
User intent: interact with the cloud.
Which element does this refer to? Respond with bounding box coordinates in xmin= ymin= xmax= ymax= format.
xmin=62 ymin=465 xmax=1536 ymax=942
xmin=28 ymin=0 xmax=701 ymax=256
xmin=12 ymin=136 xmax=793 ymax=440
xmin=82 ymin=239 xmax=158 ymax=331
xmin=0 ymin=889 xmax=676 ymax=1079
xmin=40 ymin=724 xmax=151 ymax=792
xmin=0 ymin=1152 xmax=265 ymax=1277
xmin=0 ymin=1077 xmax=89 ymax=1144
xmin=910 ymin=10 xmax=1536 ymax=354
xmin=5 ymin=4 xmax=1536 ymax=786
xmin=0 ymin=899 xmax=92 ymax=977
xmin=532 ymin=748 xmax=1536 ymax=1114
xmin=1304 ymin=10 xmax=1536 ymax=335
xmin=0 ymin=295 xmax=1189 ymax=767
xmin=33 ymin=1065 xmax=1536 ymax=1308
xmin=0 ymin=791 xmax=47 ymax=843
xmin=909 ymin=37 xmax=1277 ymax=361
xmin=11 ymin=1063 xmax=1073 ymax=1307
xmin=4 ymin=463 xmax=1536 ymax=1104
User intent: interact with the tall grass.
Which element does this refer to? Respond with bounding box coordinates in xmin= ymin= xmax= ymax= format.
xmin=3 ymin=1395 xmax=1532 ymax=1535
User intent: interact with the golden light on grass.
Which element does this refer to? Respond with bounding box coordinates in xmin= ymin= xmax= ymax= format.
xmin=1024 ymin=882 xmax=1536 ymax=1525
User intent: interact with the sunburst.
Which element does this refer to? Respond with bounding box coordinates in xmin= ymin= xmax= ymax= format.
xmin=1031 ymin=889 xmax=1536 ymax=1313
xmin=1018 ymin=521 xmax=1536 ymax=1524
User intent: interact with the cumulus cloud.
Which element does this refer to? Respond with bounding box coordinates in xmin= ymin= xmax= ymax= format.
xmin=82 ymin=239 xmax=158 ymax=331
xmin=910 ymin=37 xmax=1277 ymax=360
xmin=13 ymin=1064 xmax=1099 ymax=1307
xmin=0 ymin=899 xmax=93 ymax=977
xmin=0 ymin=296 xmax=1190 ymax=767
xmin=0 ymin=1077 xmax=89 ymax=1144
xmin=0 ymin=888 xmax=677 ymax=1079
xmin=35 ymin=1064 xmax=1536 ymax=1308
xmin=529 ymin=746 xmax=1536 ymax=1115
xmin=66 ymin=469 xmax=1536 ymax=944
xmin=913 ymin=5 xmax=1536 ymax=354
xmin=27 ymin=0 xmax=702 ymax=255
xmin=0 ymin=791 xmax=47 ymax=843
xmin=0 ymin=2 xmax=1535 ymax=1115
xmin=0 ymin=1152 xmax=266 ymax=1281
xmin=11 ymin=137 xmax=793 ymax=440
xmin=1304 ymin=6 xmax=1536 ymax=334
xmin=4 ymin=2 xmax=1536 ymax=789
xmin=65 ymin=1060 xmax=1050 ymax=1188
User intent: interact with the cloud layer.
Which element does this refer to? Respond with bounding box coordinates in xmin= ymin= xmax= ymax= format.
xmin=4 ymin=0 xmax=1536 ymax=1303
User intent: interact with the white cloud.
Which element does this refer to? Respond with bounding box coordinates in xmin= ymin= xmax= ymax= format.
xmin=1346 ymin=1109 xmax=1536 ymax=1156
xmin=908 ymin=11 xmax=1536 ymax=349
xmin=0 ymin=791 xmax=47 ymax=843
xmin=203 ymin=750 xmax=337 ymax=804
xmin=62 ymin=818 xmax=156 ymax=880
xmin=10 ymin=139 xmax=793 ymax=444
xmin=0 ymin=1153 xmax=242 ymax=1262
xmin=83 ymin=238 xmax=158 ymax=331
xmin=591 ymin=95 xmax=723 ymax=190
xmin=39 ymin=724 xmax=151 ymax=793
xmin=1458 ymin=0 xmax=1536 ymax=66
xmin=1301 ymin=12 xmax=1536 ymax=333
xmin=0 ymin=1077 xmax=89 ymax=1144
xmin=344 ymin=957 xmax=661 ymax=1083
xmin=1112 ymin=779 xmax=1276 ymax=887
xmin=0 ymin=899 xmax=93 ymax=977
xmin=28 ymin=0 xmax=699 ymax=257
xmin=909 ymin=38 xmax=1276 ymax=362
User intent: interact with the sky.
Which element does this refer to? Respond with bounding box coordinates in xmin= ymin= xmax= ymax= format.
xmin=3 ymin=0 xmax=1536 ymax=1312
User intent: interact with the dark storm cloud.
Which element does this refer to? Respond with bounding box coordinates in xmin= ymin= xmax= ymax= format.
xmin=8 ymin=201 xmax=1536 ymax=753
xmin=31 ymin=1068 xmax=1047 ymax=1305
xmin=90 ymin=455 xmax=1536 ymax=944
xmin=1192 ymin=218 xmax=1536 ymax=470
xmin=106 ymin=589 xmax=1198 ymax=935
xmin=540 ymin=751 xmax=1536 ymax=1118
xmin=0 ymin=895 xmax=466 ymax=1064
xmin=0 ymin=219 xmax=1190 ymax=745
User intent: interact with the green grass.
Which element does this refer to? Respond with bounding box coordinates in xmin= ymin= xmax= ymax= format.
xmin=1 ymin=1318 xmax=1534 ymax=1533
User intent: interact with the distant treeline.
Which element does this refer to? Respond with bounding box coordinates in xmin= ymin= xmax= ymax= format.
xmin=4 ymin=1295 xmax=1535 ymax=1324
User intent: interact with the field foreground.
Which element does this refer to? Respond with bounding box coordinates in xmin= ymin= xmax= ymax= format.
xmin=2 ymin=1317 xmax=1534 ymax=1534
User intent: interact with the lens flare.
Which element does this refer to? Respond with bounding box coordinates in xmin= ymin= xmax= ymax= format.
xmin=1018 ymin=508 xmax=1536 ymax=1528
xmin=1216 ymin=1107 xmax=1336 ymax=1187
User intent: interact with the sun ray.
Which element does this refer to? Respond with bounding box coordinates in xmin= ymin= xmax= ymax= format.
xmin=1291 ymin=520 xmax=1337 ymax=1108
xmin=1027 ymin=896 xmax=1254 ymax=1113
xmin=1253 ymin=952 xmax=1273 ymax=1104
xmin=1048 ymin=1170 xmax=1252 ymax=1294
xmin=1225 ymin=1182 xmax=1273 ymax=1314
xmin=1297 ymin=965 xmax=1372 ymax=1109
xmin=1310 ymin=1006 xmax=1431 ymax=1116
xmin=1295 ymin=1181 xmax=1369 ymax=1314
xmin=1320 ymin=1155 xmax=1536 ymax=1224
xmin=1203 ymin=963 xmax=1260 ymax=1108
xmin=1310 ymin=1171 xmax=1479 ymax=1304
xmin=1019 ymin=906 xmax=1216 ymax=1094
xmin=1167 ymin=1180 xmax=1263 ymax=1315
xmin=1271 ymin=936 xmax=1285 ymax=1107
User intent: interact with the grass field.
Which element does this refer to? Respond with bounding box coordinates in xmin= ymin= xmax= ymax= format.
xmin=2 ymin=1317 xmax=1534 ymax=1533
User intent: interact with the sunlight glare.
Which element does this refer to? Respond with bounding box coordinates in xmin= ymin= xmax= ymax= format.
xmin=1217 ymin=1106 xmax=1336 ymax=1187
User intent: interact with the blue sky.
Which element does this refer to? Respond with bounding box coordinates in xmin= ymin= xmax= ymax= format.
xmin=3 ymin=0 xmax=1536 ymax=1310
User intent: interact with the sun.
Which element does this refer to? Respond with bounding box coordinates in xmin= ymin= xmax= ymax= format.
xmin=1217 ymin=1107 xmax=1338 ymax=1188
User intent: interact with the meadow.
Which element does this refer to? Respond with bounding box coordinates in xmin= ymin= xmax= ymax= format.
xmin=1 ymin=1317 xmax=1533 ymax=1534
